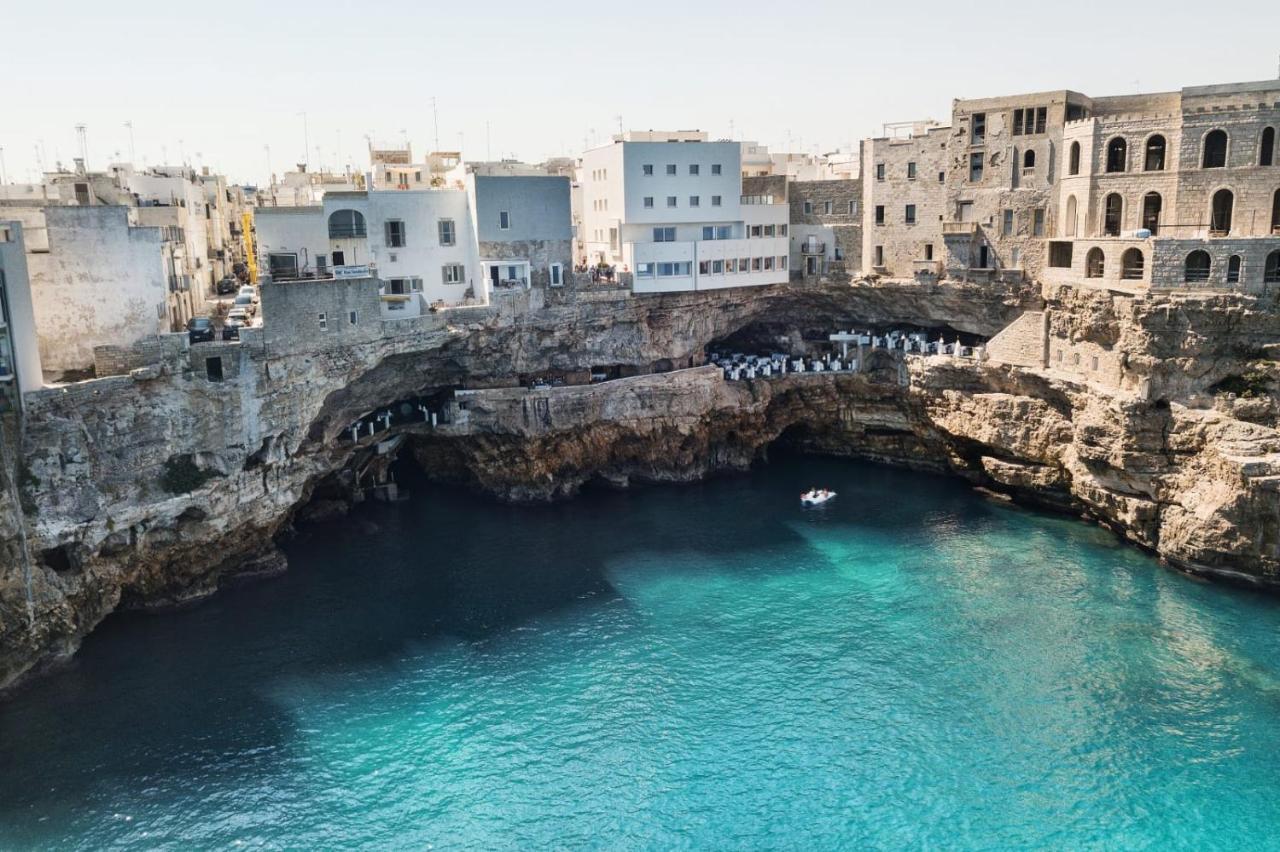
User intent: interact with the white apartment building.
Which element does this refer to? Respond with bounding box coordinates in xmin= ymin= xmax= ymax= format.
xmin=580 ymin=131 xmax=790 ymax=294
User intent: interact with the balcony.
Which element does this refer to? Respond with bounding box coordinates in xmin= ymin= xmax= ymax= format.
xmin=800 ymin=242 xmax=826 ymax=255
xmin=942 ymin=221 xmax=979 ymax=237
xmin=328 ymin=225 xmax=367 ymax=239
xmin=912 ymin=259 xmax=942 ymax=276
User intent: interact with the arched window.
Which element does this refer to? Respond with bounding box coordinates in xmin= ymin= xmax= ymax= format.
xmin=1144 ymin=135 xmax=1166 ymax=171
xmin=1103 ymin=193 xmax=1123 ymax=236
xmin=1141 ymin=192 xmax=1162 ymax=235
xmin=1121 ymin=248 xmax=1145 ymax=280
xmin=1024 ymin=149 xmax=1036 ymax=169
xmin=1106 ymin=137 xmax=1127 ymax=173
xmin=1260 ymin=127 xmax=1275 ymax=167
xmin=1069 ymin=141 xmax=1081 ymax=175
xmin=1185 ymin=250 xmax=1211 ymax=283
xmin=1202 ymin=130 xmax=1228 ymax=168
xmin=328 ymin=209 xmax=367 ymax=239
xmin=1210 ymin=189 xmax=1234 ymax=234
xmin=1272 ymin=188 xmax=1280 ymax=234
xmin=1227 ymin=255 xmax=1242 ymax=284
xmin=1266 ymin=250 xmax=1280 ymax=284
xmin=1086 ymin=247 xmax=1105 ymax=278
xmin=1065 ymin=195 xmax=1078 ymax=237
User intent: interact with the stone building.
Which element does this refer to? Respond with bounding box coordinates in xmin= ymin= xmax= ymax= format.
xmin=861 ymin=123 xmax=948 ymax=278
xmin=786 ymin=178 xmax=863 ymax=281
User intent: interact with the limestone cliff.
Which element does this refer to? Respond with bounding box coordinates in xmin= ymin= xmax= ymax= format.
xmin=2 ymin=276 xmax=1277 ymax=693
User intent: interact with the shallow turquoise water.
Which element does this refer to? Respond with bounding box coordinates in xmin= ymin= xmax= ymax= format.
xmin=3 ymin=457 xmax=1280 ymax=849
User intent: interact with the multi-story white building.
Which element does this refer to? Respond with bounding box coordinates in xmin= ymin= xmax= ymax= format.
xmin=0 ymin=222 xmax=42 ymax=407
xmin=580 ymin=130 xmax=790 ymax=293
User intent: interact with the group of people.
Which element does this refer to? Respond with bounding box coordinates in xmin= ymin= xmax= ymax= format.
xmin=575 ymin=260 xmax=624 ymax=285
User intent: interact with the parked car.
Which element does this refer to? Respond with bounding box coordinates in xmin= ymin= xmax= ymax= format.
xmin=233 ymin=293 xmax=256 ymax=316
xmin=215 ymin=276 xmax=238 ymax=296
xmin=187 ymin=317 xmax=215 ymax=343
xmin=237 ymin=285 xmax=259 ymax=305
xmin=221 ymin=319 xmax=243 ymax=341
xmin=227 ymin=306 xmax=249 ymax=326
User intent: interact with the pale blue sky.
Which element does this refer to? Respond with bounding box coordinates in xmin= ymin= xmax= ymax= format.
xmin=2 ymin=0 xmax=1278 ymax=185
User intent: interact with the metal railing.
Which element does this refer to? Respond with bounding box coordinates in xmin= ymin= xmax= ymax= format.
xmin=328 ymin=225 xmax=367 ymax=239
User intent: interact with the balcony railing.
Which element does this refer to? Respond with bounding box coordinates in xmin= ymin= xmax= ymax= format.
xmin=942 ymin=221 xmax=979 ymax=236
xmin=800 ymin=242 xmax=826 ymax=255
xmin=328 ymin=225 xmax=367 ymax=239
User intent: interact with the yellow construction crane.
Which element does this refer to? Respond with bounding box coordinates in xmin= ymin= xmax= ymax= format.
xmin=241 ymin=211 xmax=258 ymax=283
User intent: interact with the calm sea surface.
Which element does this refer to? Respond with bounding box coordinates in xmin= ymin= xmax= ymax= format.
xmin=2 ymin=457 xmax=1280 ymax=849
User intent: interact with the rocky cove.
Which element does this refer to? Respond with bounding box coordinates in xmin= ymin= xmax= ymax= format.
xmin=1 ymin=276 xmax=1279 ymax=692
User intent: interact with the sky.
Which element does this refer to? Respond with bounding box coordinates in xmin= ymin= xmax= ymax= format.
xmin=2 ymin=0 xmax=1278 ymax=186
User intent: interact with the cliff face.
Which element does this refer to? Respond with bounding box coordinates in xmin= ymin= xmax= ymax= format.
xmin=2 ymin=276 xmax=1277 ymax=692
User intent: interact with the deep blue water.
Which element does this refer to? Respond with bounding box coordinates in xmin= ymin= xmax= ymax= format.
xmin=2 ymin=457 xmax=1280 ymax=849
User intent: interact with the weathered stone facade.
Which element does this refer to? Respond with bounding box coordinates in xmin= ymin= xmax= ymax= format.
xmin=787 ymin=180 xmax=863 ymax=281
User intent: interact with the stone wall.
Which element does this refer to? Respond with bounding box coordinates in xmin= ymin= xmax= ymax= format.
xmin=93 ymin=333 xmax=189 ymax=377
xmin=985 ymin=310 xmax=1046 ymax=368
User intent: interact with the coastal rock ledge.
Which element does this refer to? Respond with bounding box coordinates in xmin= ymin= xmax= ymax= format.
xmin=1 ymin=279 xmax=1278 ymax=691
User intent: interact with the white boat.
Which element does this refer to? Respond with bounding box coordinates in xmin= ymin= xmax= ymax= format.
xmin=800 ymin=489 xmax=836 ymax=506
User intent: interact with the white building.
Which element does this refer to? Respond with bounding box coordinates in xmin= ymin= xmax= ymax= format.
xmin=0 ymin=221 xmax=43 ymax=407
xmin=580 ymin=131 xmax=790 ymax=293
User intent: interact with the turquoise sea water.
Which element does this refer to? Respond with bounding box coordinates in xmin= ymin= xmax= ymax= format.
xmin=3 ymin=457 xmax=1280 ymax=849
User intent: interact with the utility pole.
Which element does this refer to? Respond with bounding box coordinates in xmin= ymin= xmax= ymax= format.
xmin=124 ymin=120 xmax=136 ymax=163
xmin=299 ymin=111 xmax=310 ymax=169
xmin=264 ymin=144 xmax=272 ymax=185
xmin=75 ymin=123 xmax=88 ymax=169
xmin=432 ymin=96 xmax=440 ymax=152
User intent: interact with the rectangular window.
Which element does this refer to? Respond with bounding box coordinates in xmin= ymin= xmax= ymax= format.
xmin=924 ymin=243 xmax=934 ymax=260
xmin=777 ymin=224 xmax=787 ymax=236
xmin=763 ymin=224 xmax=775 ymax=237
xmin=938 ymin=171 xmax=945 ymax=183
xmin=712 ymin=259 xmax=723 ymax=273
xmin=666 ymin=164 xmax=677 ymax=175
xmin=1048 ymin=241 xmax=1073 ymax=268
xmin=764 ymin=256 xmax=774 ymax=270
xmin=699 ymin=260 xmax=710 ymax=274
xmin=1002 ymin=209 xmax=1014 ymax=235
xmin=1033 ymin=208 xmax=1045 ymax=236
xmin=667 ymin=196 xmax=677 ymax=207
xmin=443 ymin=264 xmax=465 ymax=284
xmin=711 ymin=195 xmax=722 ymax=206
xmin=643 ymin=164 xmax=654 ymax=176
xmin=702 ymin=226 xmax=714 ymax=240
xmin=849 ymin=200 xmax=858 ymax=215
xmin=803 ymin=201 xmax=813 ymax=215
xmin=824 ymin=201 xmax=833 ymax=214
xmin=1013 ymin=108 xmax=1025 ymax=136
xmin=907 ymin=162 xmax=917 ymax=180
xmin=969 ymin=152 xmax=984 ymax=182
xmin=874 ymin=246 xmax=884 ymax=266
xmin=875 ymin=163 xmax=885 ymax=181
xmin=752 ymin=257 xmax=762 ymax=271
xmin=779 ymin=256 xmax=788 ymax=270
xmin=689 ymin=195 xmax=700 ymax=207
xmin=689 ymin=164 xmax=699 ymax=175
xmin=1035 ymin=107 xmax=1047 ymax=135
xmin=385 ymin=219 xmax=406 ymax=247
xmin=318 ymin=312 xmax=328 ymax=330
xmin=644 ymin=196 xmax=654 ymax=208
xmin=971 ymin=112 xmax=986 ymax=143
xmin=410 ymin=277 xmax=422 ymax=292
xmin=712 ymin=164 xmax=722 ymax=175
xmin=657 ymin=261 xmax=691 ymax=277
xmin=875 ymin=205 xmax=885 ymax=225
xmin=905 ymin=204 xmax=916 ymax=224
xmin=750 ymin=224 xmax=762 ymax=237
xmin=438 ymin=219 xmax=455 ymax=246
xmin=739 ymin=257 xmax=750 ymax=271
xmin=388 ymin=278 xmax=409 ymax=295
xmin=349 ymin=310 xmax=358 ymax=325
xmin=499 ymin=211 xmax=511 ymax=230
xmin=636 ymin=262 xmax=654 ymax=277
xmin=653 ymin=227 xmax=676 ymax=242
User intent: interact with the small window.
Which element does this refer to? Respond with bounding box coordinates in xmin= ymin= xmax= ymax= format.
xmin=666 ymin=196 xmax=677 ymax=207
xmin=499 ymin=211 xmax=511 ymax=230
xmin=1048 ymin=241 xmax=1073 ymax=268
xmin=907 ymin=162 xmax=917 ymax=180
xmin=318 ymin=312 xmax=328 ymax=330
xmin=875 ymin=163 xmax=885 ymax=181
xmin=1033 ymin=208 xmax=1045 ymax=237
xmin=205 ymin=357 xmax=223 ymax=382
xmin=443 ymin=264 xmax=465 ymax=284
xmin=803 ymin=201 xmax=813 ymax=215
xmin=1121 ymin=248 xmax=1144 ymax=280
xmin=1227 ymin=255 xmax=1242 ymax=283
xmin=924 ymin=243 xmax=933 ymax=261
xmin=971 ymin=113 xmax=986 ymax=143
xmin=849 ymin=200 xmax=858 ymax=215
xmin=666 ymin=164 xmax=677 ymax=175
xmin=643 ymin=196 xmax=653 ymax=208
xmin=1106 ymin=137 xmax=1127 ymax=173
xmin=689 ymin=195 xmax=700 ymax=207
xmin=712 ymin=164 xmax=722 ymax=175
xmin=875 ymin=205 xmax=885 ymax=225
xmin=349 ymin=310 xmax=358 ymax=325
xmin=1103 ymin=193 xmax=1123 ymax=236
xmin=1069 ymin=141 xmax=1081 ymax=175
xmin=874 ymin=246 xmax=884 ymax=266
xmin=643 ymin=164 xmax=654 ymax=176
xmin=1264 ymin=250 xmax=1280 ymax=284
xmin=969 ymin=152 xmax=984 ymax=182
xmin=1002 ymin=209 xmax=1014 ymax=236
xmin=1142 ymin=192 xmax=1162 ymax=235
xmin=1202 ymin=130 xmax=1228 ymax=168
xmin=438 ymin=219 xmax=455 ymax=246
xmin=1261 ymin=127 xmax=1276 ymax=167
xmin=1023 ymin=149 xmax=1036 ymax=170
xmin=904 ymin=204 xmax=916 ymax=225
xmin=689 ymin=164 xmax=699 ymax=175
xmin=653 ymin=227 xmax=675 ymax=242
xmin=385 ymin=219 xmax=406 ymax=247
xmin=1144 ymin=135 xmax=1166 ymax=171
xmin=824 ymin=201 xmax=833 ymax=215
xmin=1184 ymin=250 xmax=1211 ymax=283
xmin=550 ymin=263 xmax=563 ymax=287
xmin=712 ymin=195 xmax=722 ymax=207
xmin=1211 ymin=189 xmax=1234 ymax=234
xmin=1086 ymin=247 xmax=1105 ymax=278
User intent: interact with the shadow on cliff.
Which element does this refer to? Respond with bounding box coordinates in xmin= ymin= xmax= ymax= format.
xmin=0 ymin=457 xmax=861 ymax=820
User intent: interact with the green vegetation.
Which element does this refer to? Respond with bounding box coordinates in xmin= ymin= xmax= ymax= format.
xmin=160 ymin=455 xmax=219 ymax=494
xmin=1211 ymin=367 xmax=1275 ymax=399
